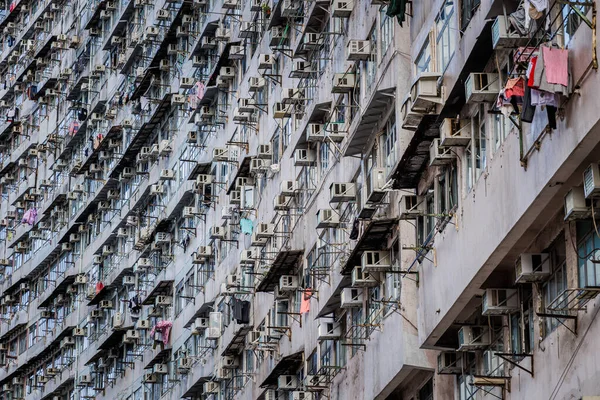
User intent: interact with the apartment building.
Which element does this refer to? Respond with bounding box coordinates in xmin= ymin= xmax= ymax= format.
xmin=0 ymin=0 xmax=598 ymax=399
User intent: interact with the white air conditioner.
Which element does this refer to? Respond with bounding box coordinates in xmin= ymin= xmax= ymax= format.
xmin=270 ymin=26 xmax=288 ymax=46
xmin=564 ymin=187 xmax=589 ymax=220
xmin=273 ymin=102 xmax=292 ymax=118
xmin=291 ymin=60 xmax=311 ymax=78
xmin=330 ymin=182 xmax=356 ymax=202
xmin=482 ymin=289 xmax=519 ymax=315
xmin=230 ymin=45 xmax=244 ymax=59
xmin=210 ymin=226 xmax=227 ymax=240
xmin=491 ymin=16 xmax=532 ymax=49
xmin=280 ymin=180 xmax=297 ymax=196
xmin=465 ymin=73 xmax=500 ymax=103
xmin=171 ymin=94 xmax=186 ymax=105
xmin=347 ymin=40 xmax=371 ymax=61
xmin=249 ymin=76 xmax=265 ymax=91
xmin=366 ymin=167 xmax=386 ymax=204
xmin=203 ymin=381 xmax=219 ymax=393
xmin=399 ymin=195 xmax=425 ymax=220
xmin=306 ymin=123 xmax=324 ymax=142
xmin=341 ymin=288 xmax=363 ymax=308
xmin=583 ymin=163 xmax=600 ymax=199
xmin=351 ymin=266 xmax=378 ymax=287
xmin=440 ymin=118 xmax=471 ymax=147
xmin=100 ymin=300 xmax=113 ymax=309
xmin=279 ymin=275 xmax=298 ymax=291
xmin=153 ymin=364 xmax=168 ymax=374
xmin=136 ymin=319 xmax=150 ymax=330
xmin=303 ymin=32 xmax=322 ymax=50
xmin=294 ymin=148 xmax=316 ymax=166
xmin=515 ymin=253 xmax=551 ymax=283
xmin=142 ymin=373 xmax=156 ymax=383
xmin=316 ymin=209 xmax=339 ymax=228
xmin=361 ymin=250 xmax=391 ymax=272
xmin=206 ymin=312 xmax=223 ymax=339
xmin=102 ymin=245 xmax=114 ymax=255
xmin=124 ymin=329 xmax=140 ymax=343
xmin=256 ymin=223 xmax=274 ymax=238
xmin=258 ymin=53 xmax=274 ymax=69
xmin=429 ymin=138 xmax=456 ymax=166
xmin=150 ymin=184 xmax=164 ymax=195
xmin=438 ymin=352 xmax=463 ymax=375
xmin=123 ymin=276 xmax=135 ymax=285
xmin=457 ymin=326 xmax=491 ymax=350
xmin=332 ymin=0 xmax=352 ymax=17
xmin=332 ymin=72 xmax=356 ymax=93
xmin=278 ymin=375 xmax=298 ymax=390
xmin=318 ymin=321 xmax=341 ymax=340
xmin=213 ymin=147 xmax=229 ymax=162
xmin=411 ymin=72 xmax=443 ymax=110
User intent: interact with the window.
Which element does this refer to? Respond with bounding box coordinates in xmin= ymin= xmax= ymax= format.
xmin=416 ymin=38 xmax=432 ymax=73
xmin=492 ymin=113 xmax=511 ymax=151
xmin=466 ymin=104 xmax=487 ymax=190
xmin=417 ymin=187 xmax=435 ymax=247
xmin=460 ymin=0 xmax=481 ymax=32
xmin=437 ymin=162 xmax=458 ymax=215
xmin=576 ymin=220 xmax=600 ymax=288
xmin=435 ymin=0 xmax=456 ymax=72
xmin=382 ymin=116 xmax=397 ymax=175
xmin=418 ymin=378 xmax=434 ymax=400
xmin=319 ymin=143 xmax=330 ymax=173
xmin=380 ymin=7 xmax=394 ymax=58
xmin=542 ymin=234 xmax=567 ymax=336
xmin=365 ymin=25 xmax=378 ymax=89
xmin=563 ymin=2 xmax=591 ymax=46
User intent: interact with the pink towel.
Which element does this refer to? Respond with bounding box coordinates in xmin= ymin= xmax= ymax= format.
xmin=300 ymin=289 xmax=311 ymax=314
xmin=542 ymin=46 xmax=568 ymax=87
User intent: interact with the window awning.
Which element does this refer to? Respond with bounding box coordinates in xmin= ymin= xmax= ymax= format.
xmin=38 ymin=274 xmax=77 ymax=308
xmin=184 ymin=301 xmax=215 ymax=329
xmin=389 ymin=115 xmax=441 ymax=190
xmin=142 ymin=279 xmax=174 ymax=305
xmin=255 ymin=250 xmax=304 ymax=292
xmin=344 ymin=87 xmax=395 ymax=156
xmin=227 ymin=156 xmax=253 ymax=194
xmin=190 ymin=19 xmax=219 ymax=56
xmin=315 ymin=275 xmax=352 ymax=318
xmin=259 ymin=351 xmax=303 ymax=388
xmin=144 ymin=348 xmax=172 ymax=370
xmin=340 ymin=218 xmax=398 ymax=275
xmin=222 ymin=325 xmax=252 ymax=356
xmin=292 ymin=100 xmax=332 ymax=152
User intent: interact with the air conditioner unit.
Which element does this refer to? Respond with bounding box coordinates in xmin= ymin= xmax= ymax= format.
xmin=278 ymin=375 xmax=298 ymax=390
xmin=258 ymin=53 xmax=274 ymax=69
xmin=230 ymin=44 xmax=244 ymax=59
xmin=440 ymin=118 xmax=471 ymax=147
xmin=61 ymin=336 xmax=76 ymax=347
xmin=457 ymin=326 xmax=491 ymax=350
xmin=429 ymin=138 xmax=456 ymax=166
xmin=347 ymin=40 xmax=371 ymax=61
xmin=61 ymin=243 xmax=72 ymax=252
xmin=75 ymin=274 xmax=87 ymax=285
xmin=153 ymin=364 xmax=168 ymax=374
xmin=399 ymin=195 xmax=425 ymax=220
xmin=291 ymin=60 xmax=311 ymax=78
xmin=482 ymin=288 xmax=519 ymax=315
xmin=329 ymin=182 xmax=356 ymax=202
xmin=204 ymin=381 xmax=219 ymax=394
xmin=226 ymin=274 xmax=239 ymax=289
xmin=124 ymin=329 xmax=140 ymax=343
xmin=215 ymin=26 xmax=231 ymax=40
xmin=100 ymin=300 xmax=113 ymax=309
xmin=222 ymin=0 xmax=238 ymax=8
xmin=340 ymin=287 xmax=363 ymax=308
xmin=201 ymin=36 xmax=217 ymax=49
xmin=256 ymin=223 xmax=274 ymax=238
xmin=438 ymin=352 xmax=463 ymax=375
xmin=583 ymin=163 xmax=600 ymax=198
xmin=294 ymin=148 xmax=316 ymax=166
xmin=159 ymin=169 xmax=175 ymax=181
xmin=112 ymin=312 xmax=124 ymax=328
xmin=316 ymin=209 xmax=339 ymax=228
xmin=332 ymin=72 xmax=356 ymax=93
xmin=491 ymin=16 xmax=532 ymax=49
xmin=122 ymin=167 xmax=135 ymax=178
xmin=156 ymin=295 xmax=172 ymax=306
xmin=206 ymin=312 xmax=223 ymax=339
xmin=138 ymin=258 xmax=153 ymax=268
xmin=351 ymin=266 xmax=378 ymax=287
xmin=249 ymin=76 xmax=265 ymax=91
xmin=465 ymin=73 xmax=500 ymax=103
xmin=366 ymin=167 xmax=386 ymax=204
xmin=213 ymin=147 xmax=229 ymax=162
xmin=78 ymin=375 xmax=92 ymax=385
xmin=157 ymin=9 xmax=169 ymax=19
xmin=136 ymin=319 xmax=150 ymax=329
xmin=564 ymin=187 xmax=589 ymax=220
xmin=233 ymin=108 xmax=251 ymax=122
xmin=251 ymin=232 xmax=268 ymax=246
xmin=411 ymin=72 xmax=443 ymax=110
xmin=305 ymin=123 xmax=324 ymax=142
xmin=332 ymin=0 xmax=352 ymax=17
xmin=303 ymin=32 xmax=322 ymax=50
xmin=279 ymin=275 xmax=298 ymax=291
xmin=209 ymin=226 xmax=226 ymax=240
xmin=250 ymin=158 xmax=270 ymax=173
xmin=150 ymin=184 xmax=164 ymax=195
xmin=102 ymin=245 xmax=114 ymax=255
xmin=515 ymin=253 xmax=551 ymax=283
xmin=171 ymin=94 xmax=186 ymax=105
xmin=142 ymin=373 xmax=157 ymax=383
xmin=146 ymin=26 xmax=159 ymax=36
xmin=361 ymin=250 xmax=391 ymax=272
xmin=318 ymin=321 xmax=341 ymax=340
xmin=73 ymin=328 xmax=87 ymax=337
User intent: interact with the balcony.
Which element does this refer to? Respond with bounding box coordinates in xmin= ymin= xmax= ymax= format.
xmin=255 ymin=250 xmax=303 ymax=292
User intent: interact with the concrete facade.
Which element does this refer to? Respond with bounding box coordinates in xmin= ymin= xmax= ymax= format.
xmin=1 ymin=0 xmax=599 ymax=399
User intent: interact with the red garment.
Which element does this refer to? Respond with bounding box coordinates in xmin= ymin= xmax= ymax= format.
xmin=300 ymin=289 xmax=312 ymax=314
xmin=504 ymin=77 xmax=525 ymax=98
xmin=542 ymin=46 xmax=568 ymax=86
xmin=150 ymin=320 xmax=173 ymax=344
xmin=9 ymin=3 xmax=14 ymax=12
xmin=96 ymin=281 xmax=104 ymax=293
xmin=528 ymin=56 xmax=538 ymax=87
